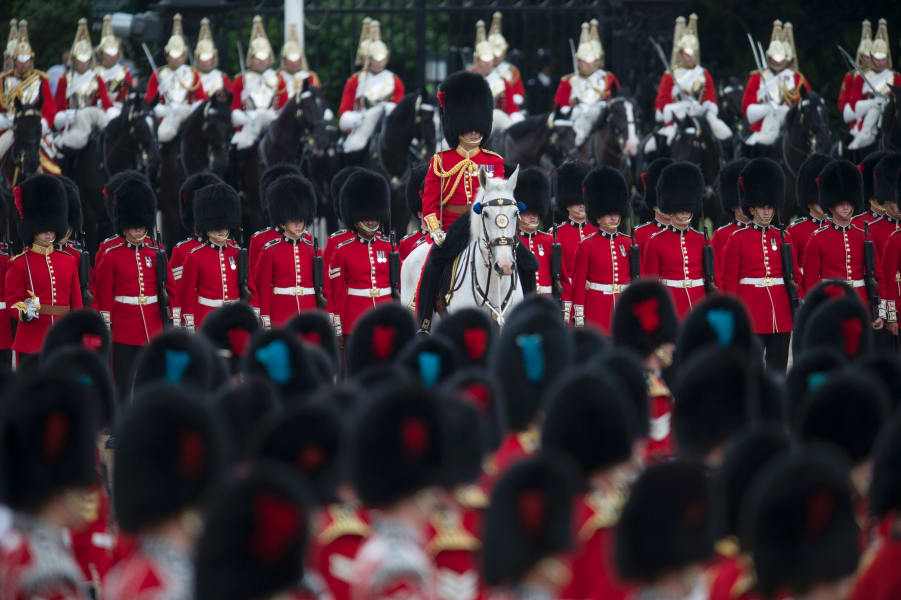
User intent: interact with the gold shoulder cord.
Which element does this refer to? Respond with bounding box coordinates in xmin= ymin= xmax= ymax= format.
xmin=0 ymin=72 xmax=40 ymax=111
xmin=432 ymin=153 xmax=476 ymax=207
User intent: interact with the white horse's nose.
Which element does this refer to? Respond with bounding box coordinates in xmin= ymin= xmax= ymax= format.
xmin=496 ymin=257 xmax=514 ymax=276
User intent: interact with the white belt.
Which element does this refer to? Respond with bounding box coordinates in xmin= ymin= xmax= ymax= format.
xmin=273 ymin=286 xmax=315 ymax=296
xmin=847 ymin=279 xmax=865 ymax=288
xmin=347 ymin=287 xmax=391 ymax=298
xmin=199 ymin=297 xmax=236 ymax=308
xmin=739 ymin=277 xmax=785 ymax=287
xmin=661 ymin=278 xmax=704 ymax=289
xmin=115 ymin=295 xmax=158 ymax=305
xmin=537 ymin=285 xmax=552 ymax=294
xmin=587 ymin=281 xmax=627 ymax=294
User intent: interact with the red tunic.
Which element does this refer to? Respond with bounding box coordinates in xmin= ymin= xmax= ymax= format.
xmin=852 ymin=210 xmax=881 ymax=230
xmin=68 ymin=482 xmax=116 ymax=587
xmin=254 ymin=236 xmax=318 ymax=326
xmin=556 ymin=219 xmax=599 ymax=283
xmin=179 ymin=241 xmax=240 ymax=327
xmin=712 ymin=221 xmax=747 ymax=289
xmin=0 ymin=71 xmax=57 ymax=127
xmin=645 ymin=371 xmax=673 ymax=461
xmin=399 ymin=230 xmax=428 ymax=262
xmin=479 ymin=428 xmax=540 ymax=496
xmin=5 ymin=247 xmax=82 ymax=355
xmin=570 ymin=231 xmax=631 ymax=334
xmin=230 ymin=72 xmax=289 ymax=111
xmin=337 ymin=71 xmax=405 ymax=116
xmin=641 ymin=226 xmax=708 ymax=318
xmin=786 ymin=217 xmax=827 ymax=274
xmin=94 ymin=241 xmax=175 ymax=346
xmin=519 ymin=230 xmax=571 ymax=300
xmin=54 ymin=72 xmax=114 ymax=111
xmin=882 ymin=230 xmax=901 ymax=307
xmin=801 ymin=223 xmax=882 ymax=307
xmin=0 ymin=247 xmax=13 ymax=350
xmin=143 ymin=68 xmax=207 ymax=105
xmin=168 ymin=236 xmax=203 ymax=320
xmin=422 ymin=148 xmax=506 ymax=233
xmin=844 ymin=71 xmax=901 ymax=131
xmin=632 ymin=220 xmax=666 ymax=256
xmin=722 ymin=225 xmax=800 ymax=334
xmin=838 ymin=72 xmax=860 ymax=128
xmin=708 ymin=551 xmax=762 ymax=600
xmin=653 ymin=68 xmax=717 ymax=120
xmin=326 ymin=234 xmax=393 ymax=335
xmin=311 ymin=504 xmax=372 ymax=600
xmin=322 ymin=229 xmax=356 ymax=313
xmin=851 ymin=536 xmax=901 ymax=600
xmin=868 ymin=216 xmax=900 ymax=255
xmin=553 ymin=72 xmax=621 ymax=109
xmin=741 ymin=70 xmax=810 ymax=132
xmin=102 ymin=538 xmax=193 ymax=600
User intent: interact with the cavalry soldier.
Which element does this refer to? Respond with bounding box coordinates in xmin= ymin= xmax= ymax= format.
xmin=53 ymin=18 xmax=115 ymax=154
xmin=641 ymin=161 xmax=709 ymax=318
xmin=0 ymin=20 xmax=57 ymax=166
xmin=846 ymin=19 xmax=901 ymax=151
xmin=6 ymin=176 xmax=81 ymax=363
xmin=144 ymin=14 xmax=207 ymax=144
xmin=472 ymin=20 xmax=521 ymax=133
xmin=231 ymin=15 xmax=288 ymax=150
xmin=650 ymin=14 xmax=732 ymax=153
xmin=712 ymin=159 xmax=749 ymax=287
xmin=488 ymin=12 xmax=526 ymax=111
xmin=633 ymin=158 xmax=673 ymax=252
xmin=95 ymin=14 xmax=135 ymax=107
xmin=839 ymin=20 xmax=872 ymax=149
xmin=399 ymin=162 xmax=429 ymax=261
xmin=553 ymin=20 xmax=621 ymax=147
xmin=279 ymin=23 xmax=321 ymax=97
xmin=853 ymin=150 xmax=888 ymax=227
xmin=179 ymin=183 xmax=242 ymax=330
xmin=327 ymin=169 xmax=394 ymax=339
xmin=571 ymin=166 xmax=631 ymax=334
xmin=253 ymin=174 xmax=319 ymax=327
xmin=194 ymin=18 xmax=231 ymax=97
xmin=338 ymin=19 xmax=405 ymax=154
xmin=722 ymin=158 xmax=800 ymax=372
xmin=788 ymin=153 xmax=832 ymax=271
xmin=742 ymin=20 xmax=810 ymax=149
xmin=94 ymin=177 xmax=175 ymax=397
xmin=516 ymin=167 xmax=570 ymax=304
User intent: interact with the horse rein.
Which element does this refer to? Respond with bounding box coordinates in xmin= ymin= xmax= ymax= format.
xmin=472 ymin=198 xmax=520 ymax=323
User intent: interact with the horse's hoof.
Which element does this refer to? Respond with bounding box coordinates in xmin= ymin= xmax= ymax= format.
xmin=416 ymin=328 xmax=431 ymax=337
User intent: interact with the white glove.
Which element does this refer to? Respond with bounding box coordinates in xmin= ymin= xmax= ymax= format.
xmin=702 ymin=101 xmax=718 ymax=116
xmin=183 ymin=314 xmax=196 ymax=333
xmin=323 ymin=108 xmax=334 ymax=121
xmin=687 ymin=101 xmax=704 ymax=117
xmin=842 ymin=103 xmax=856 ymax=124
xmin=54 ymin=110 xmax=74 ymax=130
xmin=756 ymin=85 xmax=769 ymax=103
xmin=663 ymin=100 xmax=688 ymax=122
xmin=383 ymin=102 xmax=397 ymax=116
xmin=231 ymin=109 xmax=249 ymax=127
xmin=0 ymin=114 xmax=11 ymax=129
xmin=338 ymin=110 xmax=364 ymax=132
xmin=746 ymin=103 xmax=771 ymax=125
xmin=153 ymin=103 xmax=170 ymax=118
xmin=41 ymin=119 xmax=49 ymax=135
xmin=562 ymin=301 xmax=572 ymax=324
xmin=431 ymin=229 xmax=446 ymax=246
xmin=560 ymin=105 xmax=572 ymax=116
xmin=104 ymin=105 xmax=122 ymax=123
xmin=510 ymin=111 xmax=525 ymax=124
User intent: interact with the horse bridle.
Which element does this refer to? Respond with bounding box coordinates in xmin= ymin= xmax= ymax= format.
xmin=472 ymin=198 xmax=520 ymax=322
xmin=594 ymin=98 xmax=634 ymax=169
xmin=782 ymin=97 xmax=827 ymax=175
xmin=7 ymin=107 xmax=42 ymax=186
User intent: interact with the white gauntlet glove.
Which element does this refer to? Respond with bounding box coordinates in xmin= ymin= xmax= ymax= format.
xmin=261 ymin=315 xmax=272 ymax=329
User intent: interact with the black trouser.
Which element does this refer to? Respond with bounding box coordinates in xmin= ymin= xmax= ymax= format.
xmin=112 ymin=342 xmax=144 ymax=403
xmin=757 ymin=333 xmax=790 ymax=373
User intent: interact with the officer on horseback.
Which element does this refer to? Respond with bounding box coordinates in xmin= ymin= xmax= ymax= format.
xmin=839 ymin=20 xmax=872 ymax=150
xmin=194 ymin=18 xmax=231 ymax=97
xmin=338 ymin=19 xmax=405 ymax=154
xmin=95 ymin=14 xmax=136 ymax=108
xmin=472 ymin=19 xmax=522 ymax=134
xmin=742 ymin=20 xmax=810 ymax=149
xmin=553 ymin=20 xmax=621 ymax=147
xmin=846 ymin=19 xmax=901 ymax=151
xmin=487 ymin=12 xmax=525 ymax=112
xmin=278 ymin=23 xmax=321 ymax=97
xmin=144 ymin=14 xmax=207 ymax=144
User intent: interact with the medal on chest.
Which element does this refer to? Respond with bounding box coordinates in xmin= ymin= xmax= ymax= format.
xmin=145 ymin=256 xmax=152 ymax=268
xmin=229 ymin=256 xmax=236 ymax=270
xmin=376 ymin=250 xmax=387 ymax=264
xmin=770 ymin=238 xmax=778 ymax=252
xmin=620 ymin=245 xmax=627 ymax=257
xmin=538 ymin=244 xmax=545 ymax=257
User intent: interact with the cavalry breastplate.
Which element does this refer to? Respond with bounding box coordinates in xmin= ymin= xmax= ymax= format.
xmin=495 ymin=61 xmax=514 ymax=84
xmin=570 ymin=71 xmax=607 ymax=105
xmin=282 ymin=70 xmax=310 ymax=97
xmin=244 ymin=69 xmax=279 ymax=109
xmin=97 ymin=64 xmax=126 ymax=94
xmin=673 ymin=66 xmax=704 ymax=97
xmin=66 ymin=70 xmax=99 ymax=108
xmin=864 ymin=69 xmax=894 ymax=97
xmin=359 ymin=70 xmax=395 ymax=105
xmin=2 ymin=74 xmax=42 ymax=109
xmin=485 ymin=71 xmax=506 ymax=102
xmin=761 ymin=69 xmax=796 ymax=105
xmin=200 ymin=69 xmax=225 ymax=96
xmin=159 ymin=65 xmax=195 ymax=105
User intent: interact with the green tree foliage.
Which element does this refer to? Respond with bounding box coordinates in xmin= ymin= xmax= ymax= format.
xmin=4 ymin=0 xmax=93 ymax=70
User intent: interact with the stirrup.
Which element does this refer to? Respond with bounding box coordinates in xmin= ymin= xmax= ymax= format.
xmin=417 ymin=317 xmax=432 ymax=335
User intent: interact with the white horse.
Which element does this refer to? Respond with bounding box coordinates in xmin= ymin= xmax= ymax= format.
xmin=401 ymin=166 xmax=525 ymax=327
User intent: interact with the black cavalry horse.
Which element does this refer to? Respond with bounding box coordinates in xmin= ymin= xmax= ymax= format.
xmin=1 ymin=97 xmax=44 ymax=188
xmin=158 ymin=90 xmax=233 ymax=249
xmin=487 ymin=112 xmax=570 ymax=171
xmin=670 ymin=113 xmax=723 ymax=225
xmin=716 ymin=76 xmax=746 ymax=161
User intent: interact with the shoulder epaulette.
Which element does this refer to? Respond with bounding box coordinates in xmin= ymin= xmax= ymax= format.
xmin=108 ymin=242 xmax=125 ymax=251
xmin=262 ymin=238 xmax=281 ymax=250
xmin=578 ymin=488 xmax=626 ymax=541
xmin=582 ymin=232 xmax=598 ymax=242
xmin=648 ymin=228 xmax=667 ymax=240
xmin=562 ymin=72 xmax=574 ymax=81
xmin=10 ymin=250 xmax=26 ymax=261
xmin=336 ymin=238 xmax=355 ymax=249
xmin=317 ymin=504 xmax=370 ymax=546
xmin=251 ymin=227 xmax=273 ymax=238
xmin=375 ymin=234 xmax=391 ymax=243
xmin=174 ymin=238 xmax=194 ymax=248
xmin=812 ymin=225 xmax=829 ymax=235
xmin=715 ymin=223 xmax=734 ymax=232
xmin=454 ymin=484 xmax=488 ymax=510
xmin=482 ymin=149 xmax=503 ymax=159
xmin=102 ymin=234 xmax=120 ymax=244
xmin=302 ymin=237 xmax=314 ymax=246
xmin=329 ymin=229 xmax=347 ymax=238
xmin=401 ymin=231 xmax=420 ymax=242
xmin=851 ymin=224 xmax=866 ymax=234
xmin=189 ymin=244 xmax=206 ymax=254
xmin=788 ymin=217 xmax=809 ymax=226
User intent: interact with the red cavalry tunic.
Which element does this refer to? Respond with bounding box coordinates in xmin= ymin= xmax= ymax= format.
xmin=851 ymin=536 xmax=901 ymax=600
xmin=254 ymin=235 xmax=318 ymax=326
xmin=479 ymin=428 xmax=540 ymax=496
xmin=54 ymin=71 xmax=113 ymax=111
xmin=653 ymin=68 xmax=717 ymax=120
xmin=230 ymin=72 xmax=289 ymax=111
xmin=421 ymin=148 xmax=506 ymax=233
xmin=838 ymin=71 xmax=861 ymax=129
xmin=311 ymin=503 xmax=371 ymax=600
xmin=786 ymin=216 xmax=827 ymax=274
xmin=641 ymin=226 xmax=708 ymax=318
xmin=712 ymin=220 xmax=747 ymax=288
xmin=741 ymin=70 xmax=810 ymax=133
xmin=327 ymin=234 xmax=393 ymax=335
xmin=94 ymin=240 xmax=175 ymax=346
xmin=556 ymin=218 xmax=599 ymax=283
xmin=144 ymin=68 xmax=207 ymax=105
xmin=519 ymin=230 xmax=571 ymax=300
xmin=0 ymin=70 xmax=57 ymax=126
xmin=882 ymin=230 xmax=901 ymax=308
xmin=552 ymin=71 xmax=621 ymax=109
xmin=571 ymin=231 xmax=631 ymax=334
xmin=801 ymin=223 xmax=882 ymax=307
xmin=722 ymin=225 xmax=800 ymax=334
xmin=399 ymin=230 xmax=428 ymax=262
xmin=337 ymin=71 xmax=405 ymax=116
xmin=179 ymin=241 xmax=240 ymax=327
xmin=5 ymin=246 xmax=82 ymax=355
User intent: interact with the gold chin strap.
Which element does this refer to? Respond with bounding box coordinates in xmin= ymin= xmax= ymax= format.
xmin=356 ymin=221 xmax=380 ymax=234
xmin=208 ymin=232 xmax=229 ymax=245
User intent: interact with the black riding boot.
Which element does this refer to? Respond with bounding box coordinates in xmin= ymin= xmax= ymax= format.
xmin=416 ymin=250 xmax=449 ymax=333
xmin=515 ymin=244 xmax=539 ymax=294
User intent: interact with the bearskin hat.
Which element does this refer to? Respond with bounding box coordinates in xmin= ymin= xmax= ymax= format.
xmin=657 ymin=161 xmax=704 ymax=216
xmin=267 ymin=174 xmax=317 ymax=228
xmin=739 ymin=158 xmax=785 ymax=216
xmin=791 ymin=279 xmax=856 ymax=357
xmin=799 ymin=296 xmax=872 ymax=360
xmin=860 ymin=150 xmax=887 ymax=203
xmin=615 ymin=460 xmax=713 ymax=583
xmin=349 ymin=383 xmax=447 ymax=508
xmin=718 ymin=159 xmax=748 ymax=214
xmin=433 ymin=308 xmax=496 ymax=367
xmin=114 ymin=383 xmax=225 ymax=533
xmin=251 ymin=404 xmax=343 ymax=506
xmin=483 ymin=454 xmax=576 ymax=586
xmin=340 ymin=168 xmax=391 ymax=226
xmin=133 ymin=328 xmax=217 ymax=392
xmin=285 ymin=311 xmax=340 ymax=375
xmin=440 ymin=368 xmax=506 ymax=453
xmin=642 ymin=157 xmax=674 ymax=212
xmin=0 ymin=371 xmax=98 ymax=511
xmin=870 ymin=412 xmax=901 ymax=518
xmin=817 ymin=159 xmax=863 ymax=213
xmin=874 ymin=152 xmax=901 ymax=206
xmin=554 ymin=161 xmax=591 ymax=210
xmin=200 ymin=302 xmax=260 ymax=374
xmin=594 ymin=348 xmax=650 ymax=435
xmin=214 ymin=377 xmax=281 ymax=463
xmin=194 ymin=464 xmax=313 ymax=600
xmin=570 ymin=326 xmax=610 ymax=366
xmin=489 ymin=303 xmax=573 ymax=431
xmin=584 ymin=166 xmax=628 ymax=224
xmin=330 ymin=166 xmax=363 ymax=225
xmin=612 ymin=279 xmax=679 ymax=358
xmin=542 ymin=368 xmax=640 ymax=480
xmin=40 ymin=308 xmax=111 ymax=360
xmin=259 ymin=163 xmax=302 ymax=218
xmin=56 ymin=175 xmax=83 ymax=235
xmin=179 ymin=172 xmax=223 ymax=233
xmin=113 ymin=176 xmax=157 ymax=232
xmin=439 ymin=71 xmax=493 ymax=147
xmin=346 ymin=303 xmax=416 ymax=375
xmin=742 ymin=448 xmax=860 ymax=598
xmin=795 ymin=153 xmax=832 ymax=213
xmin=859 ymin=351 xmax=901 ymax=412
xmin=194 ymin=183 xmax=242 ymax=234
xmin=242 ymin=329 xmax=323 ymax=399
xmin=785 ymin=348 xmax=845 ymax=425
xmin=406 ymin=162 xmax=429 ymax=219
xmin=514 ymin=167 xmax=551 ymax=218
xmin=798 ymin=368 xmax=889 ymax=466
xmin=672 ymin=347 xmax=754 ymax=460
xmin=14 ymin=175 xmax=68 ymax=244
xmin=397 ymin=335 xmax=460 ymax=388
xmin=441 ymin=397 xmax=486 ymax=489
xmin=676 ymin=293 xmax=754 ymax=365
xmin=711 ymin=427 xmax=793 ymax=543
xmin=42 ymin=347 xmax=117 ymax=428
xmin=103 ymin=169 xmax=149 ymax=222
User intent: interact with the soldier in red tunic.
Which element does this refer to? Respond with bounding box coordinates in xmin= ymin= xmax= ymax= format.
xmin=632 ymin=157 xmax=673 ymax=253
xmin=712 ymin=159 xmax=749 ymax=288
xmin=327 ymin=169 xmax=394 ymax=338
xmin=853 ymin=151 xmax=888 ymax=228
xmin=487 ymin=12 xmax=526 ymax=112
xmin=641 ymin=162 xmax=710 ymax=318
xmin=552 ymin=161 xmax=596 ymax=288
xmin=722 ymin=158 xmax=800 ymax=371
xmin=104 ymin=385 xmax=225 ymax=600
xmin=0 ymin=370 xmax=98 ymax=600
xmin=179 ymin=183 xmax=242 ymax=330
xmin=399 ymin=163 xmax=429 ymax=262
xmin=6 ymin=176 xmax=82 ymax=363
xmin=322 ymin=167 xmax=364 ymax=327
xmin=787 ymin=153 xmax=832 ymax=273
xmin=472 ymin=19 xmax=521 ymax=133
xmin=253 ymin=174 xmax=320 ymax=327
xmin=571 ymin=166 xmax=631 ymax=334
xmin=869 ymin=153 xmax=901 ymax=253
xmin=839 ymin=21 xmax=872 ymax=148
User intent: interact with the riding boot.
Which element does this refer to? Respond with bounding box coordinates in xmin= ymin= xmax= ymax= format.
xmin=515 ymin=244 xmax=539 ymax=295
xmin=416 ymin=249 xmax=449 ymax=333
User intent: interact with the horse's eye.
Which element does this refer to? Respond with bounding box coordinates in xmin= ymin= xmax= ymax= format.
xmin=495 ymin=214 xmax=509 ymax=228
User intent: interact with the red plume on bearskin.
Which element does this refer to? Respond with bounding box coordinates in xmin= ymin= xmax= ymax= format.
xmin=296 ymin=444 xmax=325 ymax=472
xmin=81 ymin=333 xmax=103 ymax=353
xmin=632 ymin=297 xmax=660 ymax=333
xmin=517 ymin=489 xmax=546 ymax=535
xmin=401 ymin=417 xmax=429 ymax=457
xmin=179 ymin=430 xmax=207 ymax=480
xmin=297 ymin=330 xmax=321 ymax=346
xmin=463 ymin=328 xmax=488 ymax=360
xmin=251 ymin=493 xmax=303 ymax=564
xmin=42 ymin=411 xmax=69 ymax=462
xmin=371 ymin=325 xmax=396 ymax=360
xmin=227 ymin=328 xmax=251 ymax=357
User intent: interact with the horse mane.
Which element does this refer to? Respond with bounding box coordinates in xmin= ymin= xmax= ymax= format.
xmin=506 ymin=113 xmax=550 ymax=139
xmin=386 ymin=90 xmax=439 ymax=127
